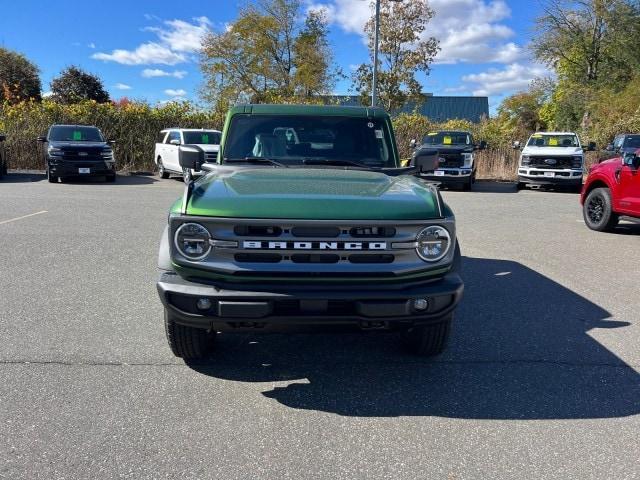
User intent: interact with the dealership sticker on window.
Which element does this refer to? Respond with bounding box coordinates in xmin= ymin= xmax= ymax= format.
xmin=375 ymin=129 xmax=383 ymax=139
xmin=443 ymin=136 xmax=452 ymax=145
xmin=202 ymin=134 xmax=209 ymax=143
xmin=548 ymin=137 xmax=558 ymax=146
xmin=73 ymin=131 xmax=82 ymax=141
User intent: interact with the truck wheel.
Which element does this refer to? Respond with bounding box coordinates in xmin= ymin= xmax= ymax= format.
xmin=400 ymin=315 xmax=452 ymax=357
xmin=583 ymin=187 xmax=618 ymax=232
xmin=47 ymin=167 xmax=58 ymax=183
xmin=157 ymin=158 xmax=170 ymax=179
xmin=462 ymin=178 xmax=472 ymax=191
xmin=106 ymin=174 xmax=116 ymax=183
xmin=164 ymin=310 xmax=215 ymax=360
xmin=516 ymin=182 xmax=526 ymax=191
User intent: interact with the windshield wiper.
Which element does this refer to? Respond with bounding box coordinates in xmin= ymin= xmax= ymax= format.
xmin=224 ymin=157 xmax=288 ymax=167
xmin=302 ymin=158 xmax=380 ymax=169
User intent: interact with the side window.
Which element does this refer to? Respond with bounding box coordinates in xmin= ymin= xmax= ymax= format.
xmin=167 ymin=131 xmax=181 ymax=144
xmin=614 ymin=136 xmax=623 ymax=150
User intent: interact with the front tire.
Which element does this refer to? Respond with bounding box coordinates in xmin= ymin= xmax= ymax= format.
xmin=47 ymin=166 xmax=58 ymax=183
xmin=400 ymin=315 xmax=452 ymax=356
xmin=157 ymin=158 xmax=170 ymax=179
xmin=583 ymin=187 xmax=618 ymax=232
xmin=106 ymin=174 xmax=116 ymax=183
xmin=164 ymin=310 xmax=215 ymax=360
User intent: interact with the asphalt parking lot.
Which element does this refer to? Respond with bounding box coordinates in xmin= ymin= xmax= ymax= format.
xmin=1 ymin=173 xmax=639 ymax=479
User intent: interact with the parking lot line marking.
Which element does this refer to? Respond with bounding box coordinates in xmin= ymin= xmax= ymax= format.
xmin=0 ymin=210 xmax=48 ymax=225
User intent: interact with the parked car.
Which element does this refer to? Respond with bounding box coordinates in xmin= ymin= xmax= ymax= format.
xmin=0 ymin=133 xmax=6 ymax=179
xmin=410 ymin=130 xmax=486 ymax=190
xmin=38 ymin=125 xmax=116 ymax=183
xmin=581 ymin=148 xmax=640 ymax=231
xmin=154 ymin=128 xmax=221 ymax=182
xmin=156 ymin=104 xmax=463 ymax=360
xmin=602 ymin=134 xmax=640 ymax=160
xmin=515 ymin=132 xmax=595 ymax=192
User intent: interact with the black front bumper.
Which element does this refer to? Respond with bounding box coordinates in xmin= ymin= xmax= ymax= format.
xmin=157 ymin=271 xmax=464 ymax=330
xmin=48 ymin=159 xmax=116 ymax=177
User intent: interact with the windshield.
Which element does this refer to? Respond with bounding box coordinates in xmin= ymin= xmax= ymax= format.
xmin=527 ymin=134 xmax=579 ymax=148
xmin=623 ymin=135 xmax=640 ymax=149
xmin=223 ymin=115 xmax=396 ymax=168
xmin=183 ymin=131 xmax=221 ymax=145
xmin=49 ymin=126 xmax=103 ymax=142
xmin=422 ymin=132 xmax=471 ymax=146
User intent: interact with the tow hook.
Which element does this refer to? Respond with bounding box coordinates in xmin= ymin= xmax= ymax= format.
xmin=359 ymin=321 xmax=390 ymax=330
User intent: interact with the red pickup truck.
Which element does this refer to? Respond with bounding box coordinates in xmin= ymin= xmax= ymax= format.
xmin=581 ymin=149 xmax=640 ymax=231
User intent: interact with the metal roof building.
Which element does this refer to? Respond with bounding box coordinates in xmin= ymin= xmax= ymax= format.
xmin=322 ymin=95 xmax=489 ymax=123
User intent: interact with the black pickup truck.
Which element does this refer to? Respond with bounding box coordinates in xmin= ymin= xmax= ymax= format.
xmin=38 ymin=125 xmax=116 ymax=183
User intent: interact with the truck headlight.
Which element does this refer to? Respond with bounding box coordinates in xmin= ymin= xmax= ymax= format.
xmin=572 ymin=156 xmax=583 ymax=169
xmin=521 ymin=155 xmax=530 ymax=166
xmin=463 ymin=152 xmax=473 ymax=167
xmin=416 ymin=226 xmax=451 ymax=262
xmin=174 ymin=223 xmax=211 ymax=260
xmin=101 ymin=148 xmax=114 ymax=158
xmin=48 ymin=147 xmax=63 ymax=156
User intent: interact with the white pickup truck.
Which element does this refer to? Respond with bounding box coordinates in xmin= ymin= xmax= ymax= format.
xmin=155 ymin=128 xmax=221 ymax=182
xmin=516 ymin=131 xmax=595 ymax=192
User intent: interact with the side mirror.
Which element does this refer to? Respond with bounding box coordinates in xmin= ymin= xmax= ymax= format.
xmin=37 ymin=136 xmax=47 ymax=142
xmin=170 ymin=139 xmax=181 ymax=146
xmin=410 ymin=147 xmax=439 ymax=173
xmin=178 ymin=145 xmax=205 ymax=171
xmin=512 ymin=141 xmax=521 ymax=150
xmin=623 ymin=152 xmax=640 ymax=169
xmin=584 ymin=141 xmax=596 ymax=152
xmin=477 ymin=140 xmax=487 ymax=150
xmin=409 ymin=139 xmax=417 ymax=149
xmin=0 ymin=134 xmax=5 ymax=142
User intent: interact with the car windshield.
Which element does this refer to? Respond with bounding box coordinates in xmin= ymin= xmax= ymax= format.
xmin=623 ymin=135 xmax=640 ymax=149
xmin=223 ymin=114 xmax=396 ymax=168
xmin=422 ymin=132 xmax=471 ymax=146
xmin=49 ymin=126 xmax=103 ymax=142
xmin=527 ymin=134 xmax=579 ymax=148
xmin=183 ymin=131 xmax=221 ymax=145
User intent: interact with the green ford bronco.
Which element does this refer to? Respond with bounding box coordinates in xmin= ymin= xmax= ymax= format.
xmin=156 ymin=104 xmax=463 ymax=360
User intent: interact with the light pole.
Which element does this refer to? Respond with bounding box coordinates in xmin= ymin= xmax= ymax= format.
xmin=371 ymin=0 xmax=401 ymax=107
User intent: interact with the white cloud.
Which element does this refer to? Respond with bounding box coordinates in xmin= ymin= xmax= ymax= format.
xmin=87 ymin=42 xmax=96 ymax=49
xmin=309 ymin=0 xmax=525 ymax=65
xmin=91 ymin=17 xmax=210 ymax=66
xmin=114 ymin=83 xmax=132 ymax=90
xmin=164 ymin=88 xmax=187 ymax=97
xmin=42 ymin=91 xmax=53 ymax=98
xmin=92 ymin=42 xmax=186 ymax=65
xmin=460 ymin=63 xmax=551 ymax=96
xmin=141 ymin=68 xmax=187 ymax=79
xmin=145 ymin=17 xmax=211 ymax=53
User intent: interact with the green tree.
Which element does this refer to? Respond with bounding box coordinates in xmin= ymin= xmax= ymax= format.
xmin=496 ymin=81 xmax=551 ymax=136
xmin=50 ymin=66 xmax=110 ymax=104
xmin=200 ymin=0 xmax=337 ymax=110
xmin=0 ymin=48 xmax=41 ymax=104
xmin=352 ymin=0 xmax=440 ymax=111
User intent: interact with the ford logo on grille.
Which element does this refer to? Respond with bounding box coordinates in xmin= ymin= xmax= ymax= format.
xmin=544 ymin=158 xmax=557 ymax=165
xmin=438 ymin=157 xmax=446 ymax=163
xmin=78 ymin=152 xmax=88 ymax=156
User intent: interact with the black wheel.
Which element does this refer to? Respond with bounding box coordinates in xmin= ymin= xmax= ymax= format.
xmin=0 ymin=160 xmax=6 ymax=178
xmin=157 ymin=158 xmax=170 ymax=179
xmin=516 ymin=182 xmax=526 ymax=191
xmin=462 ymin=178 xmax=472 ymax=191
xmin=183 ymin=168 xmax=192 ymax=184
xmin=164 ymin=310 xmax=215 ymax=360
xmin=47 ymin=167 xmax=58 ymax=183
xmin=106 ymin=174 xmax=116 ymax=183
xmin=573 ymin=183 xmax=583 ymax=194
xmin=583 ymin=187 xmax=618 ymax=232
xmin=400 ymin=315 xmax=452 ymax=356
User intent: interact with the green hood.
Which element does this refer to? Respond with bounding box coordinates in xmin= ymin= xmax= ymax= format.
xmin=181 ymin=168 xmax=440 ymax=220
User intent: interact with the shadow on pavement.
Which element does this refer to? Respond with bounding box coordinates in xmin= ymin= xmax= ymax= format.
xmin=188 ymin=257 xmax=640 ymax=419
xmin=0 ymin=172 xmax=47 ymax=183
xmin=57 ymin=174 xmax=159 ymax=185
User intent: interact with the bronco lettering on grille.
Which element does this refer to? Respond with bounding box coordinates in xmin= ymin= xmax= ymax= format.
xmin=242 ymin=241 xmax=387 ymax=250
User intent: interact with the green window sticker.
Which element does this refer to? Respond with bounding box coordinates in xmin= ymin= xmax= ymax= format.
xmin=72 ymin=131 xmax=82 ymax=141
xmin=202 ymin=134 xmax=209 ymax=144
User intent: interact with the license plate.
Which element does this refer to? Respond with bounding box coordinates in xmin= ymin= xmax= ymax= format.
xmin=544 ymin=171 xmax=555 ymax=178
xmin=434 ymin=170 xmax=445 ymax=177
xmin=78 ymin=168 xmax=90 ymax=174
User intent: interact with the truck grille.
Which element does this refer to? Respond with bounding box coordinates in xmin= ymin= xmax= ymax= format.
xmin=528 ymin=156 xmax=575 ymax=169
xmin=438 ymin=152 xmax=464 ymax=168
xmin=61 ymin=147 xmax=104 ymax=161
xmin=170 ymin=218 xmax=455 ymax=281
xmin=204 ymin=152 xmax=217 ymax=163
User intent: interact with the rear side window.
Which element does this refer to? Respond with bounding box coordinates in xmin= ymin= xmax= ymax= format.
xmin=158 ymin=131 xmax=168 ymax=143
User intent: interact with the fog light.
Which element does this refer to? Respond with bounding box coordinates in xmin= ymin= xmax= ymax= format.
xmin=413 ymin=298 xmax=429 ymax=311
xmin=196 ymin=298 xmax=212 ymax=311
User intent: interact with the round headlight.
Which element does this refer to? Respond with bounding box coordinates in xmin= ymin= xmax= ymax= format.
xmin=416 ymin=226 xmax=451 ymax=262
xmin=174 ymin=223 xmax=211 ymax=260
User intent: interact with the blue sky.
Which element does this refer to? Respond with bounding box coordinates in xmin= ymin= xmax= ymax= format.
xmin=0 ymin=0 xmax=549 ymax=111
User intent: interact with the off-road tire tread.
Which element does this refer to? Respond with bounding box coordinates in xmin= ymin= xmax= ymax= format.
xmin=584 ymin=187 xmax=618 ymax=232
xmin=164 ymin=310 xmax=214 ymax=359
xmin=401 ymin=316 xmax=452 ymax=356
